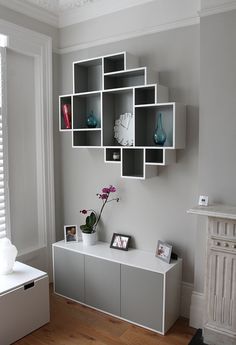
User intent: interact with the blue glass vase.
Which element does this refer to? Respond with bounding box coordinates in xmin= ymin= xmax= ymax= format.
xmin=153 ymin=112 xmax=166 ymax=146
xmin=87 ymin=111 xmax=97 ymax=128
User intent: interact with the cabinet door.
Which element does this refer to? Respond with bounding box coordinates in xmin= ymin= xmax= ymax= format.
xmin=121 ymin=265 xmax=163 ymax=332
xmin=85 ymin=256 xmax=120 ymax=315
xmin=53 ymin=246 xmax=84 ymax=302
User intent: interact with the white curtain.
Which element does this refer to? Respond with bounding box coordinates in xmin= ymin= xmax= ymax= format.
xmin=0 ymin=46 xmax=10 ymax=239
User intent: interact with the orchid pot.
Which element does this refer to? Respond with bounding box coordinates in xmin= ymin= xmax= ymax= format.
xmin=80 ymin=185 xmax=119 ymax=246
xmin=81 ymin=231 xmax=97 ymax=246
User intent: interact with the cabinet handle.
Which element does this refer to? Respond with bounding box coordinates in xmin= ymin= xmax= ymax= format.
xmin=216 ymin=241 xmax=221 ymax=246
xmin=24 ymin=281 xmax=35 ymax=290
xmin=232 ymin=244 xmax=236 ymax=249
xmin=223 ymin=242 xmax=229 ymax=247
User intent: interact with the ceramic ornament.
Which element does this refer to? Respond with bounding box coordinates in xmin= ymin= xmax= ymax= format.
xmin=0 ymin=238 xmax=18 ymax=274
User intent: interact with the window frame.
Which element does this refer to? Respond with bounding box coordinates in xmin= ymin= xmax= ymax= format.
xmin=0 ymin=45 xmax=11 ymax=239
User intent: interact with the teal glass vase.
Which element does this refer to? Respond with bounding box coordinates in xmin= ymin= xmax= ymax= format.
xmin=87 ymin=111 xmax=97 ymax=128
xmin=153 ymin=112 xmax=166 ymax=146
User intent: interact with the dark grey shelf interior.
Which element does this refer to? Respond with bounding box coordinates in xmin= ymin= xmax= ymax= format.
xmin=135 ymin=86 xmax=155 ymax=105
xmin=60 ymin=96 xmax=72 ymax=130
xmin=74 ymin=58 xmax=102 ymax=93
xmin=104 ymin=69 xmax=145 ymax=90
xmin=103 ymin=89 xmax=133 ymax=146
xmin=122 ymin=149 xmax=144 ymax=178
xmin=104 ymin=54 xmax=125 ymax=73
xmin=145 ymin=149 xmax=163 ymax=164
xmin=135 ymin=105 xmax=173 ymax=147
xmin=73 ymin=93 xmax=101 ymax=129
xmin=105 ymin=148 xmax=121 ymax=162
xmin=73 ymin=130 xmax=101 ymax=147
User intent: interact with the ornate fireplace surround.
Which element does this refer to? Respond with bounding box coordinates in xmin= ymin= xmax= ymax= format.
xmin=188 ymin=205 xmax=236 ymax=345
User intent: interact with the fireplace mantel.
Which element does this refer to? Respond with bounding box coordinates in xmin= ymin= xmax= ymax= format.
xmin=188 ymin=204 xmax=236 ymax=345
xmin=188 ymin=204 xmax=236 ymax=220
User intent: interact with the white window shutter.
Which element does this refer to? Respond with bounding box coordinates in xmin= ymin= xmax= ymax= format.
xmin=0 ymin=46 xmax=10 ymax=239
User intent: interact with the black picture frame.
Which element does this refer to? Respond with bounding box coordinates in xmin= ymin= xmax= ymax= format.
xmin=110 ymin=233 xmax=131 ymax=251
xmin=155 ymin=240 xmax=172 ymax=263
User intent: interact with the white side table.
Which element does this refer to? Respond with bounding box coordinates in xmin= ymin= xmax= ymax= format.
xmin=0 ymin=261 xmax=50 ymax=345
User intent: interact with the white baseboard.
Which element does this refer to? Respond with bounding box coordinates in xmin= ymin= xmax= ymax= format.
xmin=189 ymin=291 xmax=204 ymax=329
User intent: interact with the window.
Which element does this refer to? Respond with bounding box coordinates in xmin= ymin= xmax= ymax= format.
xmin=0 ymin=37 xmax=10 ymax=239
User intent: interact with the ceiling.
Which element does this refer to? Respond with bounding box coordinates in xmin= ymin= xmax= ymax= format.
xmin=22 ymin=0 xmax=98 ymax=13
xmin=0 ymin=0 xmax=155 ymax=27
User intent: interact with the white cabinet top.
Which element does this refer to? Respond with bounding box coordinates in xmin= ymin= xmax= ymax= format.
xmin=187 ymin=204 xmax=236 ymax=220
xmin=0 ymin=261 xmax=47 ymax=295
xmin=53 ymin=241 xmax=181 ymax=274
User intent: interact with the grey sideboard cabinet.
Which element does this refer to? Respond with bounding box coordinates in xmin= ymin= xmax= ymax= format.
xmin=52 ymin=241 xmax=182 ymax=335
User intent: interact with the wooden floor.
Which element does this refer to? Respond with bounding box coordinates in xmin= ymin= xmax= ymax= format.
xmin=14 ymin=289 xmax=195 ymax=345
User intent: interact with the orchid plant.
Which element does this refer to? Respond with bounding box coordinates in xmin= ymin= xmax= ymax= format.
xmin=80 ymin=185 xmax=119 ymax=234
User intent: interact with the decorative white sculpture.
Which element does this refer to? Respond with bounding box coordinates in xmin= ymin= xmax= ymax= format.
xmin=0 ymin=238 xmax=17 ymax=274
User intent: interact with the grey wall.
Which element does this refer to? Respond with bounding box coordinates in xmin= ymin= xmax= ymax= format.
xmin=59 ymin=0 xmax=198 ymax=51
xmin=194 ymin=9 xmax=236 ymax=292
xmin=58 ymin=25 xmax=199 ymax=284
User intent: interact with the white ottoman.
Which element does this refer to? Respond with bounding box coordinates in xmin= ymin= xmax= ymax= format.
xmin=0 ymin=261 xmax=50 ymax=345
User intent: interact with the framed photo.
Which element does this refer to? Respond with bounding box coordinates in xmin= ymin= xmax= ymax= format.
xmin=110 ymin=233 xmax=131 ymax=251
xmin=64 ymin=225 xmax=78 ymax=243
xmin=156 ymin=240 xmax=172 ymax=263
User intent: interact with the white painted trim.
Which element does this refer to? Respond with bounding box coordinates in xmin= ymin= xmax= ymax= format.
xmin=189 ymin=290 xmax=204 ymax=329
xmin=0 ymin=0 xmax=58 ymax=27
xmin=57 ymin=17 xmax=200 ymax=55
xmin=0 ymin=19 xmax=55 ymax=275
xmin=200 ymin=0 xmax=236 ymax=17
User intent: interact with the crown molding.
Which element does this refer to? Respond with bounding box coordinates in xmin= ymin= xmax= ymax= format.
xmin=0 ymin=0 xmax=156 ymax=28
xmin=58 ymin=0 xmax=156 ymax=27
xmin=200 ymin=0 xmax=236 ymax=17
xmin=57 ymin=16 xmax=200 ymax=55
xmin=0 ymin=0 xmax=58 ymax=27
xmin=1 ymin=0 xmax=236 ymax=29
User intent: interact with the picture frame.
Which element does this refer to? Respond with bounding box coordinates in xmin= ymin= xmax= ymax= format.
xmin=155 ymin=240 xmax=172 ymax=263
xmin=64 ymin=225 xmax=78 ymax=243
xmin=110 ymin=233 xmax=131 ymax=251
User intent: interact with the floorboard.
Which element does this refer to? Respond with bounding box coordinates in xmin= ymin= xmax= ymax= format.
xmin=13 ymin=288 xmax=196 ymax=345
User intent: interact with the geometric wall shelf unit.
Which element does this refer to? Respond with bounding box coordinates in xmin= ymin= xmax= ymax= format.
xmin=59 ymin=51 xmax=186 ymax=179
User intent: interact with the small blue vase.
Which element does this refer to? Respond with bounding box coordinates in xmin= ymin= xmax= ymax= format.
xmin=153 ymin=112 xmax=166 ymax=146
xmin=87 ymin=111 xmax=97 ymax=128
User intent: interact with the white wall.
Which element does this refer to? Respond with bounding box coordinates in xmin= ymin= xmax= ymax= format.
xmin=58 ymin=25 xmax=200 ymax=285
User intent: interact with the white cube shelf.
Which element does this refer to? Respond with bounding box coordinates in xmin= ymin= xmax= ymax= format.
xmin=0 ymin=262 xmax=49 ymax=345
xmin=59 ymin=51 xmax=186 ymax=179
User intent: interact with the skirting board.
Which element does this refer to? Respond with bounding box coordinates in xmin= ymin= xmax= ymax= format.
xmin=189 ymin=291 xmax=204 ymax=329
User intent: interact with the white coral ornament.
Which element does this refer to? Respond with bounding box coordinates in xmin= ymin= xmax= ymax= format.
xmin=0 ymin=238 xmax=18 ymax=275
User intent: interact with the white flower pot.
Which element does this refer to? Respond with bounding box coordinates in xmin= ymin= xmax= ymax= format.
xmin=82 ymin=232 xmax=97 ymax=246
xmin=0 ymin=238 xmax=18 ymax=274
